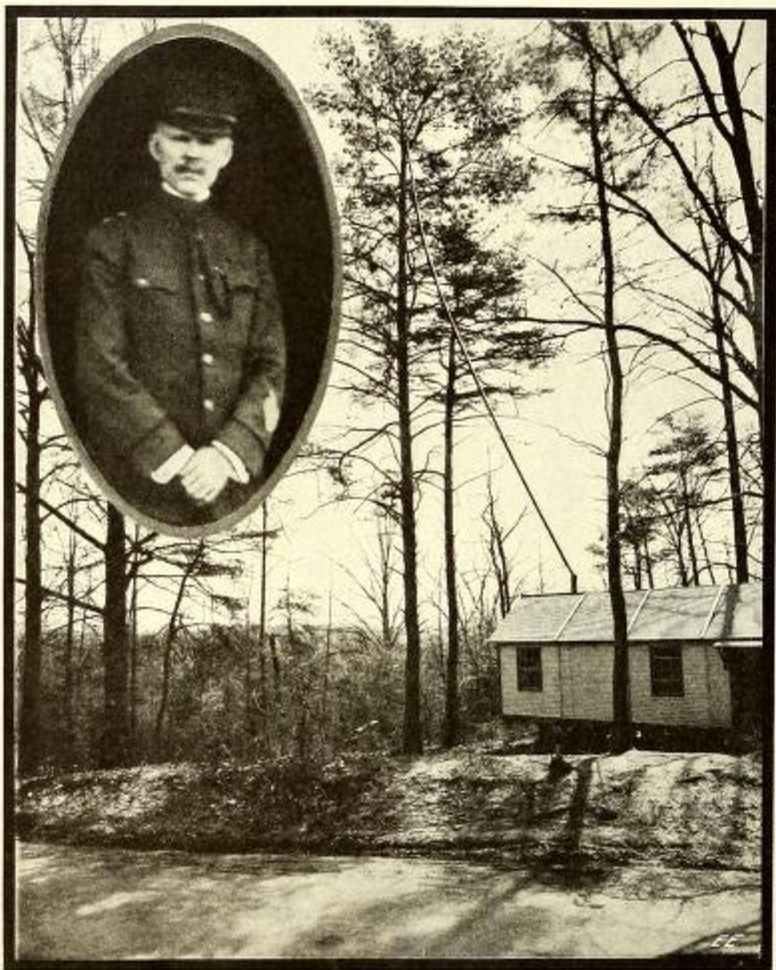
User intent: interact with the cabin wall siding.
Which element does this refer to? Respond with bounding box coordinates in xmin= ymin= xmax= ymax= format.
xmin=560 ymin=645 xmax=613 ymax=720
xmin=707 ymin=646 xmax=732 ymax=727
xmin=500 ymin=644 xmax=561 ymax=718
xmin=629 ymin=643 xmax=695 ymax=726
xmin=499 ymin=641 xmax=733 ymax=728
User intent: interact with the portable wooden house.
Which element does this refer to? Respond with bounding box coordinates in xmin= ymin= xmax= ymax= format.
xmin=490 ymin=584 xmax=762 ymax=735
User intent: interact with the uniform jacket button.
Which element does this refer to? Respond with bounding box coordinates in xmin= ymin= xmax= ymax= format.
xmin=203 ymin=398 xmax=215 ymax=412
xmin=201 ymin=352 xmax=215 ymax=366
xmin=199 ymin=311 xmax=214 ymax=324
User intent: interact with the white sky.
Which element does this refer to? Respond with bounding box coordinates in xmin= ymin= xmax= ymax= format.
xmin=15 ymin=14 xmax=765 ymax=634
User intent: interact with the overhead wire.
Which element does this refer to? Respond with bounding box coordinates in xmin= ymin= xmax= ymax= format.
xmin=406 ymin=153 xmax=578 ymax=594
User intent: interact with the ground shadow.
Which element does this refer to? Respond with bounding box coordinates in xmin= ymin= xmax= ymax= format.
xmin=534 ymin=758 xmax=599 ymax=878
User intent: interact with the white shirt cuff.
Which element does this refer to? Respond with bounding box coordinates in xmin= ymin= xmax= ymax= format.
xmin=151 ymin=445 xmax=195 ymax=484
xmin=212 ymin=441 xmax=250 ymax=484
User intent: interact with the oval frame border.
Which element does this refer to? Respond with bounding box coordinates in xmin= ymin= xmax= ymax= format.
xmin=35 ymin=21 xmax=342 ymax=537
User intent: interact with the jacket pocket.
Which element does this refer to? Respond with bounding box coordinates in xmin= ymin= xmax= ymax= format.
xmin=224 ymin=262 xmax=259 ymax=293
xmin=126 ymin=258 xmax=182 ymax=341
xmin=127 ymin=260 xmax=180 ymax=294
xmin=219 ymin=263 xmax=259 ymax=327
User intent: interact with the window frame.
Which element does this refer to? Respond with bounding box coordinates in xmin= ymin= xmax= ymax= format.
xmin=649 ymin=643 xmax=685 ymax=697
xmin=516 ymin=645 xmax=543 ymax=693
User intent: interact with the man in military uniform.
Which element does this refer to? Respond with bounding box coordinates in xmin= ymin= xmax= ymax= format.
xmin=76 ymin=69 xmax=286 ymax=527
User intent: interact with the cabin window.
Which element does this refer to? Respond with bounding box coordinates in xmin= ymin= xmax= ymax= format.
xmin=517 ymin=646 xmax=543 ymax=692
xmin=650 ymin=645 xmax=684 ymax=697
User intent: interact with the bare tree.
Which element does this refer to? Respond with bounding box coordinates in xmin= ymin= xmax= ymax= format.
xmin=312 ymin=21 xmax=530 ymax=753
xmin=339 ymin=514 xmax=402 ymax=652
xmin=585 ymin=44 xmax=631 ymax=752
xmin=482 ymin=472 xmax=526 ymax=618
xmin=17 ymin=17 xmax=119 ymax=771
xmin=153 ymin=541 xmax=205 ymax=756
xmin=16 ymin=242 xmax=46 ymax=774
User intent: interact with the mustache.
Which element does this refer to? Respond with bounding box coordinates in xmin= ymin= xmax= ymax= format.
xmin=174 ymin=164 xmax=205 ymax=175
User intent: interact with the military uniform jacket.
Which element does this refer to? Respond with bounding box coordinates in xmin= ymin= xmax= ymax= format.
xmin=77 ymin=187 xmax=286 ymax=525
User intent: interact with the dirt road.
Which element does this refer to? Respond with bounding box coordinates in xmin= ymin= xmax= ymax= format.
xmin=16 ymin=842 xmax=760 ymax=960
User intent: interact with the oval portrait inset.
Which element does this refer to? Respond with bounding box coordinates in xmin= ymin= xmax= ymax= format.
xmin=38 ymin=24 xmax=341 ymax=536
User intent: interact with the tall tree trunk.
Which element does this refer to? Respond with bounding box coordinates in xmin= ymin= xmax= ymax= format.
xmin=101 ymin=504 xmax=130 ymax=767
xmin=270 ymin=634 xmax=281 ymax=692
xmin=485 ymin=474 xmax=513 ymax=618
xmin=694 ymin=507 xmax=716 ymax=584
xmin=244 ymin=559 xmax=258 ymax=743
xmin=680 ymin=469 xmax=700 ymax=585
xmin=62 ymin=533 xmax=76 ymax=764
xmin=322 ymin=587 xmax=333 ymax=736
xmin=706 ymin=21 xmax=763 ymax=403
xmin=589 ymin=57 xmax=631 ymax=753
xmin=397 ymin=138 xmax=423 ymax=755
xmin=154 ymin=546 xmax=199 ymax=756
xmin=259 ymin=500 xmax=269 ymax=709
xmin=676 ymin=541 xmax=689 ymax=586
xmin=18 ymin=19 xmax=89 ymax=772
xmin=643 ymin=537 xmax=655 ymax=589
xmin=244 ymin=616 xmax=254 ymax=743
xmin=711 ymin=274 xmax=749 ymax=582
xmin=723 ymin=541 xmax=735 ymax=583
xmin=19 ymin=368 xmax=43 ymax=775
xmin=379 ymin=529 xmax=394 ymax=648
xmin=630 ymin=540 xmax=642 ymax=590
xmin=284 ymin=577 xmax=294 ymax=642
xmin=663 ymin=500 xmax=690 ymax=586
xmin=18 ymin=239 xmax=44 ymax=775
xmin=442 ymin=326 xmax=460 ymax=748
xmin=675 ymin=527 xmax=690 ymax=586
xmin=129 ymin=555 xmax=139 ymax=752
xmin=295 ymin=697 xmax=309 ymax=761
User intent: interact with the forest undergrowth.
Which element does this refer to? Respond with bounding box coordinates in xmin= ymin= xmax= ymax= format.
xmin=17 ymin=744 xmax=761 ymax=874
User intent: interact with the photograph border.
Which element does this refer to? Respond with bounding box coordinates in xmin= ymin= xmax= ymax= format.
xmin=6 ymin=6 xmax=774 ymax=968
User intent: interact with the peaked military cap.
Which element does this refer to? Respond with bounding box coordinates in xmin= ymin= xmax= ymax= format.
xmin=157 ymin=61 xmax=242 ymax=137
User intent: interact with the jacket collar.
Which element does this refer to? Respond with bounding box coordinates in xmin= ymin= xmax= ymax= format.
xmin=152 ymin=183 xmax=212 ymax=227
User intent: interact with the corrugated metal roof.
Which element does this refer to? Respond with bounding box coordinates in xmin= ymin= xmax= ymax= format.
xmin=489 ymin=583 xmax=762 ymax=644
xmin=563 ymin=590 xmax=647 ymax=640
xmin=489 ymin=593 xmax=580 ymax=640
xmin=628 ymin=585 xmax=722 ymax=640
xmin=706 ymin=583 xmax=762 ymax=640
